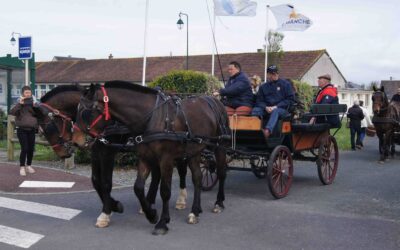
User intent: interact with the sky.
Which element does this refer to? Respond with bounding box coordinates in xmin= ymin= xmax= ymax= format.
xmin=1 ymin=0 xmax=399 ymax=84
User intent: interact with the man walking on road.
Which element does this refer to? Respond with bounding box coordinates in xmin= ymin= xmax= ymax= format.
xmin=347 ymin=100 xmax=364 ymax=150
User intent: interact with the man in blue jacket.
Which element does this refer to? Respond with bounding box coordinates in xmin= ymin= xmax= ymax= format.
xmin=213 ymin=61 xmax=254 ymax=115
xmin=252 ymin=65 xmax=295 ymax=138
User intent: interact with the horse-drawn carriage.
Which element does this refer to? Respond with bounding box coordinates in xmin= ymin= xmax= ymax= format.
xmin=200 ymin=103 xmax=347 ymax=198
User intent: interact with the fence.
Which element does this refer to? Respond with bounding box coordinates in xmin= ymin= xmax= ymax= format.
xmin=6 ymin=116 xmax=75 ymax=169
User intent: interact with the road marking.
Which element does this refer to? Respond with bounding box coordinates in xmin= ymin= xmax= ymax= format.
xmin=0 ymin=225 xmax=44 ymax=249
xmin=19 ymin=181 xmax=75 ymax=188
xmin=0 ymin=197 xmax=81 ymax=220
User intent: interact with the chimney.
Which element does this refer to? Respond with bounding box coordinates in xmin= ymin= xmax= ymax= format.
xmin=170 ymin=51 xmax=173 ymax=57
xmin=257 ymin=48 xmax=265 ymax=53
xmin=108 ymin=53 xmax=113 ymax=59
xmin=390 ymin=76 xmax=393 ymax=81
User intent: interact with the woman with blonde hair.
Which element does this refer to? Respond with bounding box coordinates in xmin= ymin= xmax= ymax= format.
xmin=250 ymin=75 xmax=262 ymax=94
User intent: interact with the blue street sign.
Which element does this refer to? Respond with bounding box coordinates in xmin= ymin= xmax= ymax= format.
xmin=18 ymin=36 xmax=32 ymax=59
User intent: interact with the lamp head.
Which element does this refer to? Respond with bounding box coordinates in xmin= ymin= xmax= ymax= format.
xmin=10 ymin=36 xmax=16 ymax=46
xmin=177 ymin=18 xmax=184 ymax=30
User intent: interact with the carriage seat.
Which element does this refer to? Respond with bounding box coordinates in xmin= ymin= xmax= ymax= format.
xmin=229 ymin=115 xmax=261 ymax=131
xmin=301 ymin=104 xmax=348 ymax=129
xmin=291 ymin=123 xmax=331 ymax=133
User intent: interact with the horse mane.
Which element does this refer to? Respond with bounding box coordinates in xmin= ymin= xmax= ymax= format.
xmin=104 ymin=80 xmax=158 ymax=95
xmin=40 ymin=85 xmax=81 ymax=102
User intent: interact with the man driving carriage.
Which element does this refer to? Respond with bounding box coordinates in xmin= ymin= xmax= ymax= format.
xmin=251 ymin=65 xmax=295 ymax=138
xmin=213 ymin=61 xmax=254 ymax=115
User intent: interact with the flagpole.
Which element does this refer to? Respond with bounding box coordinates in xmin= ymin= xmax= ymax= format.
xmin=142 ymin=0 xmax=150 ymax=86
xmin=264 ymin=5 xmax=269 ymax=82
xmin=211 ymin=11 xmax=216 ymax=76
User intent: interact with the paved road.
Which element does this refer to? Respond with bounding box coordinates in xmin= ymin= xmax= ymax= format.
xmin=0 ymin=136 xmax=399 ymax=250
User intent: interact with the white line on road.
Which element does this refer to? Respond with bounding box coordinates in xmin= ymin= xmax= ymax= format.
xmin=19 ymin=181 xmax=75 ymax=188
xmin=0 ymin=225 xmax=44 ymax=249
xmin=0 ymin=197 xmax=81 ymax=220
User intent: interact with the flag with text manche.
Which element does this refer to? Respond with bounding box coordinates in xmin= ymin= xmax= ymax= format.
xmin=270 ymin=4 xmax=312 ymax=31
xmin=214 ymin=0 xmax=257 ymax=16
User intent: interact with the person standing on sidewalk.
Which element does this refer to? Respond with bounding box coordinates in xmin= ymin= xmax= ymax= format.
xmin=347 ymin=100 xmax=364 ymax=151
xmin=358 ymin=100 xmax=372 ymax=148
xmin=9 ymin=86 xmax=39 ymax=176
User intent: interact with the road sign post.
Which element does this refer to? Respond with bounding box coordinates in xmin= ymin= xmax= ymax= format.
xmin=18 ymin=36 xmax=32 ymax=86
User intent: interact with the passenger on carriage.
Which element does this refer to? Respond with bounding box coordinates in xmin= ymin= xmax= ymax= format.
xmin=251 ymin=65 xmax=295 ymax=138
xmin=391 ymin=87 xmax=400 ymax=103
xmin=312 ymin=74 xmax=340 ymax=127
xmin=250 ymin=75 xmax=262 ymax=94
xmin=213 ymin=61 xmax=254 ymax=116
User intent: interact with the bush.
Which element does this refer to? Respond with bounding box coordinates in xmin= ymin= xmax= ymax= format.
xmin=292 ymin=80 xmax=315 ymax=111
xmin=75 ymin=148 xmax=91 ymax=164
xmin=148 ymin=70 xmax=222 ymax=95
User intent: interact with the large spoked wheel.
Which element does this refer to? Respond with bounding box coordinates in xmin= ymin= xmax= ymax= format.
xmin=317 ymin=135 xmax=339 ymax=185
xmin=200 ymin=153 xmax=218 ymax=191
xmin=267 ymin=145 xmax=294 ymax=199
xmin=250 ymin=156 xmax=267 ymax=179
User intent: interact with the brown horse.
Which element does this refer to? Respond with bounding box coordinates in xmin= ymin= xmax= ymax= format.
xmin=34 ymin=85 xmax=189 ymax=228
xmin=72 ymin=81 xmax=229 ymax=235
xmin=371 ymin=86 xmax=398 ymax=162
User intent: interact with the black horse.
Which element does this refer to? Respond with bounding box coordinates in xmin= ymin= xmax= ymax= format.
xmin=371 ymin=86 xmax=399 ymax=162
xmin=72 ymin=81 xmax=229 ymax=235
xmin=35 ymin=85 xmax=189 ymax=228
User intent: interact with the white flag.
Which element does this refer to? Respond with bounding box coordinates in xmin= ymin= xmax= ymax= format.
xmin=270 ymin=4 xmax=312 ymax=31
xmin=214 ymin=0 xmax=257 ymax=16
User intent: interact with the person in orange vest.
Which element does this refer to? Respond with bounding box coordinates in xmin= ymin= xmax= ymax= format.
xmin=313 ymin=74 xmax=340 ymax=127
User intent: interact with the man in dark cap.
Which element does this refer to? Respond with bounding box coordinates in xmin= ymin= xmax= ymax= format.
xmin=312 ymin=73 xmax=340 ymax=127
xmin=252 ymin=65 xmax=295 ymax=138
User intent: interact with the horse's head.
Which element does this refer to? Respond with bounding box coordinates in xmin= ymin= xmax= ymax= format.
xmin=372 ymin=86 xmax=388 ymax=115
xmin=35 ymin=85 xmax=84 ymax=158
xmin=72 ymin=84 xmax=111 ymax=148
xmin=35 ymin=103 xmax=75 ymax=159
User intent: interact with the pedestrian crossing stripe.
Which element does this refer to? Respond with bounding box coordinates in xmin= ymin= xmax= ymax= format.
xmin=19 ymin=181 xmax=75 ymax=188
xmin=0 ymin=197 xmax=81 ymax=220
xmin=0 ymin=225 xmax=44 ymax=248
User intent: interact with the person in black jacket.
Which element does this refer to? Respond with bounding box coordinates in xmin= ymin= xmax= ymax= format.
xmin=213 ymin=61 xmax=253 ymax=115
xmin=347 ymin=100 xmax=364 ymax=150
xmin=391 ymin=87 xmax=400 ymax=103
xmin=251 ymin=65 xmax=295 ymax=138
xmin=9 ymin=86 xmax=39 ymax=176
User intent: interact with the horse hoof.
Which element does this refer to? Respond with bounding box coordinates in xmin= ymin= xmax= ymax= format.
xmin=187 ymin=213 xmax=199 ymax=224
xmin=95 ymin=212 xmax=111 ymax=228
xmin=152 ymin=227 xmax=168 ymax=235
xmin=175 ymin=189 xmax=187 ymax=210
xmin=138 ymin=208 xmax=144 ymax=214
xmin=212 ymin=204 xmax=224 ymax=214
xmin=378 ymin=160 xmax=384 ymax=164
xmin=115 ymin=201 xmax=124 ymax=213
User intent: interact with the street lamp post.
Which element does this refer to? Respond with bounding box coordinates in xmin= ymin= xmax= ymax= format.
xmin=10 ymin=32 xmax=30 ymax=86
xmin=177 ymin=12 xmax=189 ymax=70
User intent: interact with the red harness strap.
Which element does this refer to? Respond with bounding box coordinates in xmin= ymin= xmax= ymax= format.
xmin=101 ymin=86 xmax=110 ymax=121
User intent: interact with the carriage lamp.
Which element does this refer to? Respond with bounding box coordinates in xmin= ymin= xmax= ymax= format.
xmin=176 ymin=12 xmax=189 ymax=70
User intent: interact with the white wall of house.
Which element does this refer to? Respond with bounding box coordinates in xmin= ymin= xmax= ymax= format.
xmin=301 ymin=53 xmax=346 ymax=88
xmin=339 ymin=89 xmax=373 ymax=115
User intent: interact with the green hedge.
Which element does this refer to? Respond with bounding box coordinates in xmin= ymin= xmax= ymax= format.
xmin=292 ymin=80 xmax=315 ymax=111
xmin=148 ymin=70 xmax=222 ymax=94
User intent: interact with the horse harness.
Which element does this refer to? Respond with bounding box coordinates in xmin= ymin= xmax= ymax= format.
xmin=39 ymin=102 xmax=75 ymax=150
xmin=80 ymin=86 xmax=230 ymax=149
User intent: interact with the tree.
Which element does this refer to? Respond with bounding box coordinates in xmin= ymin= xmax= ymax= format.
xmin=266 ymin=31 xmax=285 ymax=67
xmin=267 ymin=30 xmax=284 ymax=52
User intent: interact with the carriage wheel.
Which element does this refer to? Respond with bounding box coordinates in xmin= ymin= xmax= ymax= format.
xmin=267 ymin=145 xmax=293 ymax=199
xmin=200 ymin=154 xmax=218 ymax=191
xmin=250 ymin=156 xmax=267 ymax=179
xmin=317 ymin=135 xmax=339 ymax=185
